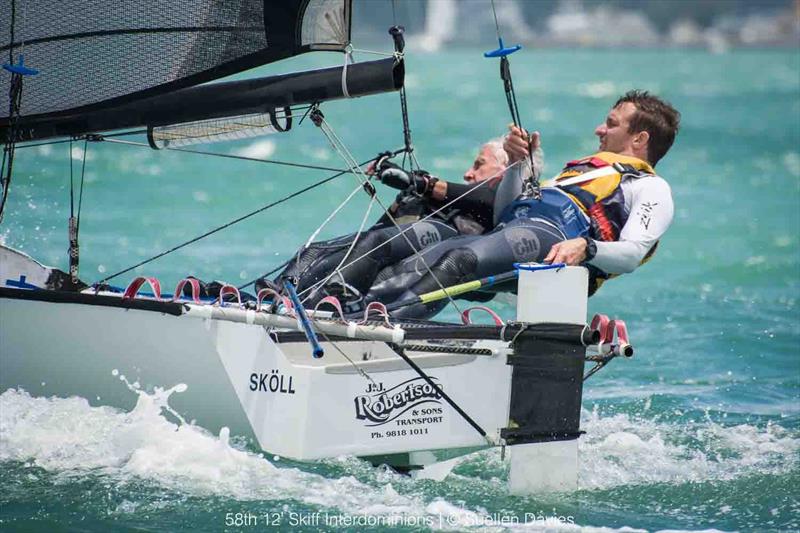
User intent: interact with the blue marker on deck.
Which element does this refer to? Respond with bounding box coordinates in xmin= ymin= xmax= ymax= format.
xmin=282 ymin=280 xmax=324 ymax=358
xmin=5 ymin=275 xmax=39 ymax=290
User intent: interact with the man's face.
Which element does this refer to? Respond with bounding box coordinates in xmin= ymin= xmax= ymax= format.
xmin=595 ymin=101 xmax=639 ymax=155
xmin=463 ymin=145 xmax=505 ymax=183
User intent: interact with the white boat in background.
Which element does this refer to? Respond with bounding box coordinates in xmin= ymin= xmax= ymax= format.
xmin=0 ymin=0 xmax=633 ymax=493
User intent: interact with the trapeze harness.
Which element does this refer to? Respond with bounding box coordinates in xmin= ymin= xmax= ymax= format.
xmin=496 ymin=151 xmax=661 ymax=294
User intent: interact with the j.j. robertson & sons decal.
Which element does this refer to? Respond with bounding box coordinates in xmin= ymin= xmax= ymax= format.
xmin=354 ymin=377 xmax=445 ymax=437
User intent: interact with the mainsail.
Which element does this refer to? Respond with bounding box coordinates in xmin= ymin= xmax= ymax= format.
xmin=1 ymin=0 xmax=355 ymax=139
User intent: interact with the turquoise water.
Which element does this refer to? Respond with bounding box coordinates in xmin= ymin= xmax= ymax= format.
xmin=2 ymin=48 xmax=799 ymax=531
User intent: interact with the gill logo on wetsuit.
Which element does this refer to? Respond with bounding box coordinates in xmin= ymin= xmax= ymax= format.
xmin=553 ymin=151 xmax=659 ymax=293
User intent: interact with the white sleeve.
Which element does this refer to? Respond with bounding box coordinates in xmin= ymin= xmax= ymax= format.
xmin=588 ymin=176 xmax=674 ymax=274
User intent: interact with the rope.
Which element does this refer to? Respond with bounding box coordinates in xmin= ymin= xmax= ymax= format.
xmin=341 ymin=44 xmax=352 ymax=98
xmin=68 ymin=138 xmax=74 ymax=218
xmin=403 ymin=343 xmax=494 ymax=356
xmin=77 ymin=138 xmax=87 ymax=231
xmin=101 ymin=137 xmax=348 ymax=174
xmin=486 ymin=0 xmax=540 ymax=200
xmin=310 ymin=112 xmax=464 ymax=316
xmin=92 ymin=155 xmax=375 ymax=286
xmin=294 ymin=177 xmax=377 ymax=305
xmin=237 ymin=259 xmax=289 ymax=291
xmin=303 ymin=182 xmax=364 ymax=248
xmin=0 ymin=68 xmax=23 ymax=225
xmin=349 ymin=48 xmax=396 ymax=57
xmin=7 ymin=0 xmax=14 ymax=64
xmin=298 ymin=159 xmax=522 ymax=301
xmin=300 ymin=193 xmax=376 ymax=305
xmin=318 ymin=330 xmax=378 ymax=386
xmin=389 ymin=342 xmax=491 ymax=443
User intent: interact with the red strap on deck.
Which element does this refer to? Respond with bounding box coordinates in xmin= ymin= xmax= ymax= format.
xmin=123 ymin=277 xmax=162 ymax=300
xmin=256 ymin=288 xmax=293 ymax=315
xmin=362 ymin=301 xmax=390 ymax=325
xmin=217 ymin=284 xmax=242 ymax=307
xmin=590 ymin=313 xmax=611 ymax=343
xmin=314 ymin=296 xmax=345 ymax=321
xmin=173 ymin=278 xmax=201 ymax=303
xmin=461 ymin=306 xmax=503 ymax=326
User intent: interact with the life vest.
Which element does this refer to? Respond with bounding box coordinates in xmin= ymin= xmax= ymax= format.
xmin=549 ymin=151 xmax=659 ymax=294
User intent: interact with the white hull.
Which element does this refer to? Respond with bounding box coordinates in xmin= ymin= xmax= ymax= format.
xmin=1 ymin=293 xmax=514 ymax=460
xmin=1 ymin=258 xmax=595 ymax=491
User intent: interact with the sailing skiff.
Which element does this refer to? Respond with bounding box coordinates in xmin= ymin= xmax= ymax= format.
xmin=0 ymin=0 xmax=632 ymax=492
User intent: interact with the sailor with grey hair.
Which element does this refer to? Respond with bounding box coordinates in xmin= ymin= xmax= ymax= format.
xmin=270 ymin=139 xmax=509 ymax=308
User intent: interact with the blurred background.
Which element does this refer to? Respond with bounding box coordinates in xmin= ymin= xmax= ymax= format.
xmin=353 ymin=0 xmax=799 ymax=51
xmin=1 ymin=1 xmax=799 ymax=531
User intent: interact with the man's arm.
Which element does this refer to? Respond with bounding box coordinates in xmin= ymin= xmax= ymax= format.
xmin=545 ymin=176 xmax=674 ymax=272
xmin=589 ymin=176 xmax=674 ymax=273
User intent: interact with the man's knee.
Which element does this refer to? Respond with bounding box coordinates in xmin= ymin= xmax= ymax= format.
xmin=412 ymin=247 xmax=479 ymax=294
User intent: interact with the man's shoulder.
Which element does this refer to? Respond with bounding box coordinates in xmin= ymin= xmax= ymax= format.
xmin=626 ymin=173 xmax=672 ymax=193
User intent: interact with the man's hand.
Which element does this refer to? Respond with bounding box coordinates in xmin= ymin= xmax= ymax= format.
xmin=375 ymin=162 xmax=436 ymax=196
xmin=504 ymin=125 xmax=541 ymax=164
xmin=545 ymin=238 xmax=588 ymax=266
xmin=365 ymin=151 xmax=394 ymax=176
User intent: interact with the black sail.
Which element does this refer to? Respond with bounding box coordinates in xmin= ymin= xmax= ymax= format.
xmin=0 ymin=0 xmax=352 ymax=135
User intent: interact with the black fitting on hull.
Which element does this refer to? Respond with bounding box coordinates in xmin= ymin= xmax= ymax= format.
xmin=502 ymin=334 xmax=585 ymax=446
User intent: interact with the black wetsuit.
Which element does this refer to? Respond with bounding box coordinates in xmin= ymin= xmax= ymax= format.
xmin=276 ymin=219 xmax=460 ymax=310
xmin=363 ymin=217 xmax=567 ymax=318
xmin=270 ymin=167 xmax=591 ymax=321
xmin=273 ymin=182 xmax=498 ymax=309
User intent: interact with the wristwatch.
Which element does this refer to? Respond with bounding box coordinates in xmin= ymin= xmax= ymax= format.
xmin=582 ymin=236 xmax=597 ymax=262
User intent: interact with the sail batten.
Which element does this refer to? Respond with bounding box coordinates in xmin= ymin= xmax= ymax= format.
xmin=1 ymin=0 xmax=352 ymax=127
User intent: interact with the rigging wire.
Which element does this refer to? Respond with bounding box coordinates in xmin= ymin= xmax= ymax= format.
xmin=237 ymin=259 xmax=289 ymax=291
xmin=486 ymin=0 xmax=540 ymax=200
xmin=68 ymin=138 xmax=74 ymax=220
xmin=288 ymin=173 xmax=378 ymax=306
xmin=91 ymin=155 xmax=376 ymax=287
xmin=77 ymin=138 xmax=88 ymax=231
xmin=99 ymin=137 xmax=350 ymax=174
xmin=0 ymin=0 xmax=35 ymax=225
xmin=318 ymin=330 xmax=378 ymax=386
xmin=6 ymin=0 xmax=14 ymax=64
xmin=298 ymin=159 xmax=523 ymax=302
xmin=299 ymin=188 xmax=376 ymax=306
xmin=67 ymin=137 xmax=88 ymax=284
xmin=11 ymin=137 xmax=74 ymax=150
xmin=308 ymin=110 xmax=464 ymax=316
xmin=303 ymin=182 xmax=366 ymax=248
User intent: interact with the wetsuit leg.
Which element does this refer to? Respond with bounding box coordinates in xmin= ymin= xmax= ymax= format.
xmin=368 ymin=218 xmax=567 ymax=319
xmin=276 ymin=220 xmax=459 ymax=307
xmin=366 ymin=231 xmax=479 ymax=306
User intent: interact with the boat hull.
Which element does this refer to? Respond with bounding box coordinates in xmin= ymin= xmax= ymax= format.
xmin=0 ymin=290 xmax=516 ymax=461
